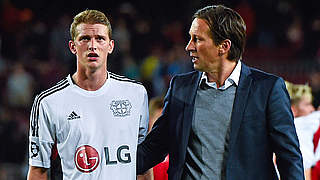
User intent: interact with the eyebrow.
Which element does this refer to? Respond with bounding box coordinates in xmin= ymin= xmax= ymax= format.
xmin=96 ymin=35 xmax=106 ymax=39
xmin=78 ymin=34 xmax=107 ymax=40
xmin=78 ymin=35 xmax=90 ymax=40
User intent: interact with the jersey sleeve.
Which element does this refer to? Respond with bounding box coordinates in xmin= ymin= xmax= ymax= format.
xmin=138 ymin=88 xmax=149 ymax=144
xmin=29 ymin=95 xmax=55 ymax=168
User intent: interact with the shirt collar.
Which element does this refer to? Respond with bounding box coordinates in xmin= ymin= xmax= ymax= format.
xmin=199 ymin=60 xmax=242 ymax=90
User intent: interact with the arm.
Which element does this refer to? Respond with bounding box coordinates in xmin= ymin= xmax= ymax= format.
xmin=137 ymin=88 xmax=154 ymax=179
xmin=29 ymin=96 xmax=55 ymax=176
xmin=138 ymin=88 xmax=149 ymax=144
xmin=268 ymin=78 xmax=304 ymax=179
xmin=305 ymin=168 xmax=311 ymax=180
xmin=27 ymin=166 xmax=48 ymax=180
xmin=137 ymin=169 xmax=154 ymax=180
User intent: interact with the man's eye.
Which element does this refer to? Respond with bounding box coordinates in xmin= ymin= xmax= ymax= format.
xmin=97 ymin=37 xmax=105 ymax=41
xmin=80 ymin=37 xmax=90 ymax=41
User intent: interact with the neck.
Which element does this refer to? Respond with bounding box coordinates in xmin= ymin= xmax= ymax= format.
xmin=206 ymin=59 xmax=237 ymax=88
xmin=72 ymin=68 xmax=107 ymax=91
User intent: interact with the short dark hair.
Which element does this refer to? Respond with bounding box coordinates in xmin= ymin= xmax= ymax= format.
xmin=193 ymin=5 xmax=246 ymax=60
xmin=70 ymin=9 xmax=112 ymax=41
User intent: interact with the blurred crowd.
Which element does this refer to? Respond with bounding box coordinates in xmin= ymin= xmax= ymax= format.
xmin=0 ymin=0 xmax=320 ymax=179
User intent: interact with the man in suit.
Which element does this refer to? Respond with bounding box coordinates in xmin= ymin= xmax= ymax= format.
xmin=137 ymin=5 xmax=304 ymax=180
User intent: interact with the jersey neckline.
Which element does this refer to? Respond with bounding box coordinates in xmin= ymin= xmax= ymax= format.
xmin=67 ymin=72 xmax=112 ymax=97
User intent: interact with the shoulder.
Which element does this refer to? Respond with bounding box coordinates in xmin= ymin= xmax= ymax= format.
xmin=174 ymin=71 xmax=199 ymax=78
xmin=109 ymin=72 xmax=147 ymax=94
xmin=171 ymin=71 xmax=200 ymax=83
xmin=33 ymin=77 xmax=71 ymax=105
xmin=244 ymin=65 xmax=283 ymax=88
xmin=247 ymin=66 xmax=280 ymax=82
xmin=243 ymin=65 xmax=288 ymax=100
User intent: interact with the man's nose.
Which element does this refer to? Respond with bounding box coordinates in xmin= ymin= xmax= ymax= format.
xmin=88 ymin=38 xmax=97 ymax=51
xmin=185 ymin=39 xmax=194 ymax=52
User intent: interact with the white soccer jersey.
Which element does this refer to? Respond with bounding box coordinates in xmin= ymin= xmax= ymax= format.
xmin=29 ymin=72 xmax=149 ymax=179
xmin=295 ymin=111 xmax=320 ymax=169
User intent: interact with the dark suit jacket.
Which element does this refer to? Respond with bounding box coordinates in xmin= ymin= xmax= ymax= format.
xmin=137 ymin=63 xmax=304 ymax=180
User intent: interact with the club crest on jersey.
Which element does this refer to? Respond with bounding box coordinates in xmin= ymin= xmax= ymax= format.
xmin=110 ymin=100 xmax=132 ymax=117
xmin=74 ymin=145 xmax=100 ymax=173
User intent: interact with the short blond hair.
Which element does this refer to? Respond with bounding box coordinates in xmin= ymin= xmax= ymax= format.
xmin=70 ymin=9 xmax=112 ymax=41
xmin=285 ymin=81 xmax=313 ymax=105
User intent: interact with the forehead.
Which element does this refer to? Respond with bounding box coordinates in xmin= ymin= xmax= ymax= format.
xmin=189 ymin=18 xmax=210 ymax=36
xmin=75 ymin=23 xmax=109 ymax=37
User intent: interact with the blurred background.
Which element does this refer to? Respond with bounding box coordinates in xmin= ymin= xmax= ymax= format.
xmin=0 ymin=0 xmax=320 ymax=179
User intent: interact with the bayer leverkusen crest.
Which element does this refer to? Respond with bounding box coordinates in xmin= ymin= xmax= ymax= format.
xmin=110 ymin=100 xmax=132 ymax=117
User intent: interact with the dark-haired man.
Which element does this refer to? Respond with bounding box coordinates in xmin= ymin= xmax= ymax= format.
xmin=137 ymin=5 xmax=304 ymax=180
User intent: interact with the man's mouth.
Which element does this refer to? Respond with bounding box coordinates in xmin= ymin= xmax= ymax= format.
xmin=191 ymin=56 xmax=199 ymax=63
xmin=88 ymin=53 xmax=99 ymax=60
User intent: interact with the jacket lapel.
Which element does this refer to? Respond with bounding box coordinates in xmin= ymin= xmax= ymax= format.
xmin=182 ymin=70 xmax=201 ymax=129
xmin=181 ymin=71 xmax=201 ymax=160
xmin=228 ymin=64 xmax=252 ymax=156
xmin=184 ymin=71 xmax=202 ymax=105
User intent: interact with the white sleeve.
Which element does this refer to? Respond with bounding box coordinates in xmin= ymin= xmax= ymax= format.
xmin=29 ymin=96 xmax=55 ymax=168
xmin=138 ymin=88 xmax=149 ymax=144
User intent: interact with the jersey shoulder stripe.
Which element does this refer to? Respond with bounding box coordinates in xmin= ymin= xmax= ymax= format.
xmin=30 ymin=78 xmax=70 ymax=137
xmin=109 ymin=72 xmax=142 ymax=85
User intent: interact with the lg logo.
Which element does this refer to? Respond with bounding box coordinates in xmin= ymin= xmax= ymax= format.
xmin=74 ymin=145 xmax=100 ymax=173
xmin=104 ymin=145 xmax=131 ymax=164
xmin=74 ymin=145 xmax=132 ymax=173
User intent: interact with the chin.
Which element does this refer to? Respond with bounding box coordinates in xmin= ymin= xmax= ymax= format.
xmin=193 ymin=65 xmax=203 ymax=72
xmin=87 ymin=63 xmax=100 ymax=69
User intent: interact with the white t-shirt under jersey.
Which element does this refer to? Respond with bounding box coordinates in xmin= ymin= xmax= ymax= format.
xmin=29 ymin=72 xmax=149 ymax=179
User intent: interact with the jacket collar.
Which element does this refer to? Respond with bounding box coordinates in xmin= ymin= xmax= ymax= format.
xmin=199 ymin=60 xmax=242 ymax=89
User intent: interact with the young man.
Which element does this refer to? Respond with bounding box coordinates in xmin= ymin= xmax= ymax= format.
xmin=28 ymin=10 xmax=149 ymax=179
xmin=286 ymin=81 xmax=317 ymax=180
xmin=137 ymin=5 xmax=304 ymax=179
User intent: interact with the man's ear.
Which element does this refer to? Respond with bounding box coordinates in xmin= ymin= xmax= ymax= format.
xmin=219 ymin=39 xmax=231 ymax=55
xmin=108 ymin=40 xmax=114 ymax=54
xmin=69 ymin=40 xmax=77 ymax=54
